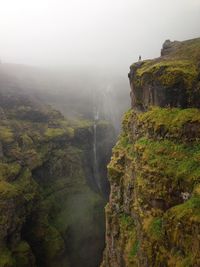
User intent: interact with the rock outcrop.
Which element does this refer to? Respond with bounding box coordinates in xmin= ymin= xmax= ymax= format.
xmin=102 ymin=38 xmax=200 ymax=267
xmin=128 ymin=38 xmax=200 ymax=110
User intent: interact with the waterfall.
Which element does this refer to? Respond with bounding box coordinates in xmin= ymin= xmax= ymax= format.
xmin=93 ymin=108 xmax=101 ymax=191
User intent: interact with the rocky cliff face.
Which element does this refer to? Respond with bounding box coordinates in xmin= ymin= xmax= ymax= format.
xmin=102 ymin=38 xmax=200 ymax=267
xmin=128 ymin=38 xmax=200 ymax=110
xmin=0 ymin=73 xmax=114 ymax=267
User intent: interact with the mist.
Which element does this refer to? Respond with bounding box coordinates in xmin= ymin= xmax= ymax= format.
xmin=1 ymin=0 xmax=200 ymax=132
xmin=0 ymin=0 xmax=200 ymax=74
xmin=0 ymin=2 xmax=200 ymax=267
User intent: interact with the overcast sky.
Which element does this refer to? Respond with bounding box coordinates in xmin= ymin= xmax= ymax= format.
xmin=0 ymin=0 xmax=200 ymax=73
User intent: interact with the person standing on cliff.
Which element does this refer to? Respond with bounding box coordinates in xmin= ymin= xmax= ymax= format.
xmin=138 ymin=55 xmax=142 ymax=61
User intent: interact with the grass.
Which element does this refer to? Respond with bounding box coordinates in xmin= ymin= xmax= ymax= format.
xmin=148 ymin=217 xmax=164 ymax=240
xmin=170 ymin=37 xmax=200 ymax=62
xmin=167 ymin=196 xmax=200 ymax=222
xmin=130 ymin=37 xmax=200 ymax=90
xmin=138 ymin=107 xmax=200 ymax=134
xmin=132 ymin=59 xmax=198 ymax=89
xmin=136 ymin=59 xmax=197 ymax=78
xmin=130 ymin=240 xmax=140 ymax=257
xmin=135 ymin=137 xmax=200 ymax=186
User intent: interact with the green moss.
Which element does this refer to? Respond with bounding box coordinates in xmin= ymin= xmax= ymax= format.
xmin=134 ymin=61 xmax=197 ymax=89
xmin=108 ymin=159 xmax=124 ymax=182
xmin=0 ymin=248 xmax=15 ymax=267
xmin=0 ymin=126 xmax=14 ymax=143
xmin=119 ymin=213 xmax=135 ymax=228
xmin=0 ymin=163 xmax=21 ymax=181
xmin=13 ymin=241 xmax=34 ymax=267
xmin=131 ymin=38 xmax=200 ymax=90
xmin=0 ymin=96 xmax=109 ymax=266
xmin=138 ymin=107 xmax=200 ymax=135
xmin=164 ymin=196 xmax=200 ymax=266
xmin=70 ymin=119 xmax=93 ymax=129
xmin=135 ymin=137 xmax=200 ymax=187
xmin=22 ymin=148 xmax=43 ymax=170
xmin=0 ymin=181 xmax=18 ymax=199
xmin=43 ymin=226 xmax=65 ymax=259
xmin=193 ymin=184 xmax=200 ymax=196
xmin=117 ymin=213 xmax=138 ymax=264
xmin=44 ymin=128 xmax=66 ymax=140
xmin=19 ymin=134 xmax=33 ymax=148
xmin=114 ymin=105 xmax=200 ymax=266
xmin=14 ymin=241 xmax=30 ymax=253
xmin=105 ymin=61 xmax=200 ymax=265
xmin=180 ymin=257 xmax=193 ymax=267
xmin=148 ymin=218 xmax=164 ymax=240
xmin=57 ymin=120 xmax=75 ymax=138
xmin=167 ymin=196 xmax=200 ymax=222
xmin=120 ymin=135 xmax=130 ymax=148
xmin=130 ymin=240 xmax=140 ymax=257
xmin=107 ymin=110 xmax=135 ymax=182
xmin=44 ymin=125 xmax=74 ymax=139
xmin=14 ymin=168 xmax=39 ymax=203
xmin=137 ymin=59 xmax=196 ymax=77
xmin=122 ymin=109 xmax=134 ymax=134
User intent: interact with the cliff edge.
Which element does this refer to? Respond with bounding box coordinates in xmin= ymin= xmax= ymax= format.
xmin=128 ymin=38 xmax=200 ymax=110
xmin=102 ymin=38 xmax=200 ymax=267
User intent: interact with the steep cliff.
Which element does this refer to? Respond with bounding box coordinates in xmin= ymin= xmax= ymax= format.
xmin=129 ymin=38 xmax=200 ymax=110
xmin=102 ymin=38 xmax=200 ymax=267
xmin=0 ymin=73 xmax=114 ymax=267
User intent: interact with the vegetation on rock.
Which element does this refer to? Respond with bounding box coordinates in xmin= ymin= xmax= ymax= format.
xmin=102 ymin=38 xmax=200 ymax=267
xmin=129 ymin=38 xmax=200 ymax=110
xmin=0 ymin=86 xmax=113 ymax=267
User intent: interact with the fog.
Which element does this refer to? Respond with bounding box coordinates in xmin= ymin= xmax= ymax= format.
xmin=0 ymin=0 xmax=200 ymax=73
xmin=0 ymin=2 xmax=200 ymax=267
xmin=0 ymin=0 xmax=200 ymax=132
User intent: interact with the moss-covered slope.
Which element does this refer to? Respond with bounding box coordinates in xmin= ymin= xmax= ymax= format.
xmin=0 ymin=85 xmax=113 ymax=267
xmin=102 ymin=38 xmax=200 ymax=267
xmin=102 ymin=108 xmax=200 ymax=267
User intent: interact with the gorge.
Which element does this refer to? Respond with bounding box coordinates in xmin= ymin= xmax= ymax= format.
xmin=0 ymin=64 xmax=128 ymax=267
xmin=0 ymin=36 xmax=200 ymax=267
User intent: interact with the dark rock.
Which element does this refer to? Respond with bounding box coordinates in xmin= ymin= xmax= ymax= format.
xmin=161 ymin=39 xmax=181 ymax=56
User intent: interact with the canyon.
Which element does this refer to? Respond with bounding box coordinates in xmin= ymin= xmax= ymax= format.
xmin=0 ymin=65 xmax=128 ymax=267
xmin=0 ymin=37 xmax=200 ymax=267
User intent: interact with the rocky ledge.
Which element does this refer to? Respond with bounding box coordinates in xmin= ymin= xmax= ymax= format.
xmin=128 ymin=38 xmax=200 ymax=110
